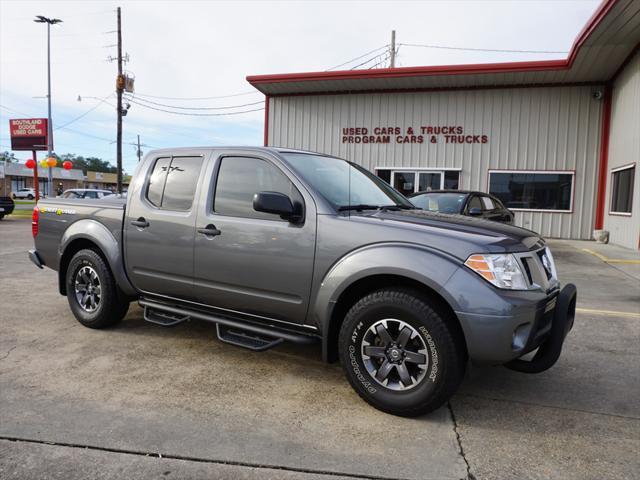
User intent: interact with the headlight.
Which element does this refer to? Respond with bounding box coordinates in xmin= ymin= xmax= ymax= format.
xmin=464 ymin=253 xmax=529 ymax=290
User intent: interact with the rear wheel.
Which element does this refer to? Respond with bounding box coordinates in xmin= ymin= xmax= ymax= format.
xmin=65 ymin=249 xmax=129 ymax=329
xmin=339 ymin=288 xmax=465 ymax=417
xmin=27 ymin=194 xmax=34 ymax=200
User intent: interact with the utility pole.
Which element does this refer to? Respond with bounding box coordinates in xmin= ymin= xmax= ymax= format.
xmin=34 ymin=15 xmax=62 ymax=197
xmin=116 ymin=6 xmax=123 ymax=195
xmin=390 ymin=30 xmax=396 ymax=68
xmin=136 ymin=134 xmax=142 ymax=162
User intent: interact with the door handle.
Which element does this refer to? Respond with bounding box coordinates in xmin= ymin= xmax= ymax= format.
xmin=131 ymin=217 xmax=149 ymax=228
xmin=197 ymin=224 xmax=221 ymax=237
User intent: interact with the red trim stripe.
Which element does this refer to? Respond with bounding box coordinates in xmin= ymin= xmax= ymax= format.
xmin=263 ymin=95 xmax=270 ymax=146
xmin=595 ymin=85 xmax=612 ymax=230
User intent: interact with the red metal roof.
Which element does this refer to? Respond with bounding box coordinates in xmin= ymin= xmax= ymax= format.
xmin=247 ymin=0 xmax=640 ymax=95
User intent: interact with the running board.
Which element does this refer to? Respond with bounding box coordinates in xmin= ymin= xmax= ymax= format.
xmin=144 ymin=306 xmax=190 ymax=327
xmin=216 ymin=324 xmax=283 ymax=351
xmin=138 ymin=299 xmax=318 ymax=348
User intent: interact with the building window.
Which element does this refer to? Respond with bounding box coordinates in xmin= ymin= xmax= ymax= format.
xmin=610 ymin=164 xmax=635 ymax=214
xmin=375 ymin=168 xmax=461 ymax=196
xmin=488 ymin=171 xmax=574 ymax=212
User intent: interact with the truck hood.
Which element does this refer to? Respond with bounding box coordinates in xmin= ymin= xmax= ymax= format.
xmin=353 ymin=209 xmax=545 ymax=254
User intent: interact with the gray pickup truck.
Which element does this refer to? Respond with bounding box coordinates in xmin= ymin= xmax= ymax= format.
xmin=29 ymin=147 xmax=576 ymax=416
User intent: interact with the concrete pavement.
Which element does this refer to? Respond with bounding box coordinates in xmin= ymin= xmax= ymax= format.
xmin=0 ymin=217 xmax=638 ymax=480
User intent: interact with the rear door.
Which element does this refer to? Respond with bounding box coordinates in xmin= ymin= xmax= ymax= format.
xmin=193 ymin=153 xmax=316 ymax=325
xmin=125 ymin=152 xmax=206 ymax=300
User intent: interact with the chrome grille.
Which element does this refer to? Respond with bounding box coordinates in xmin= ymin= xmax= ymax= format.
xmin=514 ymin=247 xmax=559 ymax=291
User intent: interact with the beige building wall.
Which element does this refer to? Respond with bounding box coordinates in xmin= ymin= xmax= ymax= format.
xmin=604 ymin=52 xmax=640 ymax=250
xmin=269 ymin=85 xmax=604 ymax=239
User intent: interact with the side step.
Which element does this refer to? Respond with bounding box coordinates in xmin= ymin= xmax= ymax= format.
xmin=138 ymin=299 xmax=318 ymax=350
xmin=144 ymin=306 xmax=190 ymax=327
xmin=216 ymin=324 xmax=283 ymax=351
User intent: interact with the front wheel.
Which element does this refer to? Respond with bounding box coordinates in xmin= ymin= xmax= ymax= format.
xmin=65 ymin=249 xmax=129 ymax=329
xmin=27 ymin=194 xmax=34 ymax=200
xmin=339 ymin=288 xmax=465 ymax=417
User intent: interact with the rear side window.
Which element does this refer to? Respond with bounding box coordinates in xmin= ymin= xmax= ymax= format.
xmin=214 ymin=156 xmax=302 ymax=220
xmin=146 ymin=156 xmax=203 ymax=210
xmin=147 ymin=157 xmax=171 ymax=207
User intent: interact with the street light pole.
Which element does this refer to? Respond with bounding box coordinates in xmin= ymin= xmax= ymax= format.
xmin=34 ymin=15 xmax=62 ymax=197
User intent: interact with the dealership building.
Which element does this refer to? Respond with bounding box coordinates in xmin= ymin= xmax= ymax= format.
xmin=248 ymin=0 xmax=639 ymax=249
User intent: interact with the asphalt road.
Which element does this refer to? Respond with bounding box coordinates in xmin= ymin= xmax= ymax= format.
xmin=1 ymin=217 xmax=638 ymax=480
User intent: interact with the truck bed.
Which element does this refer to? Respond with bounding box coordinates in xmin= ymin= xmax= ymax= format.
xmin=35 ymin=196 xmax=127 ymax=272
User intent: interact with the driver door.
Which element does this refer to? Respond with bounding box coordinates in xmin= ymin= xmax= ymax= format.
xmin=193 ymin=154 xmax=316 ymax=325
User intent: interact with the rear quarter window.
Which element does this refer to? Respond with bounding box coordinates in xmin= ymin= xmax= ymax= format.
xmin=146 ymin=156 xmax=203 ymax=211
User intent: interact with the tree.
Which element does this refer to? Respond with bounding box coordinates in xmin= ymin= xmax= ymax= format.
xmin=0 ymin=151 xmax=17 ymax=163
xmin=59 ymin=153 xmax=121 ymax=175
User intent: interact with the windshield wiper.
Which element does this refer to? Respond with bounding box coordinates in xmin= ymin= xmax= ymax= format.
xmin=338 ymin=204 xmax=383 ymax=212
xmin=338 ymin=204 xmax=412 ymax=212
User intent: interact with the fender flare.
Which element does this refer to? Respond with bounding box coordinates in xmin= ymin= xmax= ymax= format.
xmin=311 ymin=242 xmax=462 ymax=361
xmin=59 ymin=219 xmax=136 ymax=297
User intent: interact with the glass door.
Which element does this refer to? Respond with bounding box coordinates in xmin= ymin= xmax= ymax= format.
xmin=392 ymin=171 xmax=416 ymax=196
xmin=418 ymin=172 xmax=442 ymax=192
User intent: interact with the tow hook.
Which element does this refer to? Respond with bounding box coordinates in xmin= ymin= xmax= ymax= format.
xmin=505 ymin=283 xmax=577 ymax=374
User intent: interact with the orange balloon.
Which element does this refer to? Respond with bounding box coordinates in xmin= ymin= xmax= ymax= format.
xmin=46 ymin=157 xmax=57 ymax=167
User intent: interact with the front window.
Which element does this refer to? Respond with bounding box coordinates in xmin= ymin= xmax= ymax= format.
xmin=488 ymin=171 xmax=574 ymax=212
xmin=411 ymin=192 xmax=467 ymax=213
xmin=282 ymin=153 xmax=412 ymax=210
xmin=214 ymin=156 xmax=303 ymax=220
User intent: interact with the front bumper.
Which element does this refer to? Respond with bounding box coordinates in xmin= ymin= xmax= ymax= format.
xmin=450 ymin=274 xmax=576 ymax=366
xmin=505 ymin=283 xmax=576 ymax=373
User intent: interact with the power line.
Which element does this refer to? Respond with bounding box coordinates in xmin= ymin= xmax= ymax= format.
xmin=125 ymin=95 xmax=264 ymax=111
xmin=350 ymin=52 xmax=387 ymax=70
xmin=124 ymin=98 xmax=264 ymax=117
xmin=327 ymin=44 xmax=390 ymax=71
xmin=368 ymin=54 xmax=392 ymax=69
xmin=55 ymin=94 xmax=114 ymax=130
xmin=133 ymin=90 xmax=260 ymax=101
xmin=399 ymin=42 xmax=568 ymax=54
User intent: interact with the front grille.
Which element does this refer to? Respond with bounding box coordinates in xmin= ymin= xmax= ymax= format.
xmin=514 ymin=247 xmax=558 ymax=291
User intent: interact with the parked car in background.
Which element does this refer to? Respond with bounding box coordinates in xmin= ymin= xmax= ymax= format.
xmin=410 ymin=190 xmax=514 ymax=225
xmin=0 ymin=196 xmax=15 ymax=219
xmin=13 ymin=188 xmax=39 ymax=200
xmin=60 ymin=189 xmax=113 ymax=199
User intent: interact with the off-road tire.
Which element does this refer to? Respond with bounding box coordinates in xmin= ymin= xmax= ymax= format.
xmin=339 ymin=288 xmax=465 ymax=417
xmin=66 ymin=249 xmax=129 ymax=329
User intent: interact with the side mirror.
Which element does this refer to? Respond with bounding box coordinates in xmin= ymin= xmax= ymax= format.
xmin=468 ymin=207 xmax=482 ymax=216
xmin=253 ymin=191 xmax=301 ymax=222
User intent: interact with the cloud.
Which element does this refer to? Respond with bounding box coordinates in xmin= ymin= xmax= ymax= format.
xmin=1 ymin=0 xmax=599 ymax=173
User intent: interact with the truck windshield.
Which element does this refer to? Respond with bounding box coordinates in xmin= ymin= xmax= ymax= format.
xmin=281 ymin=152 xmax=413 ymax=211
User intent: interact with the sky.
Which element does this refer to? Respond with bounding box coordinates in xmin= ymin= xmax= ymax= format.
xmin=0 ymin=0 xmax=600 ymax=175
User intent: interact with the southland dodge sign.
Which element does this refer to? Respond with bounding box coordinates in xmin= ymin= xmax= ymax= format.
xmin=9 ymin=118 xmax=50 ymax=151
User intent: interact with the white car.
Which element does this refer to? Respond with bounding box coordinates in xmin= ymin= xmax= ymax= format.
xmin=60 ymin=189 xmax=113 ymax=199
xmin=13 ymin=188 xmax=39 ymax=200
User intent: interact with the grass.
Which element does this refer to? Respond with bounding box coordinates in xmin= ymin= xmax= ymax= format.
xmin=14 ymin=200 xmax=36 ymax=205
xmin=6 ymin=210 xmax=32 ymax=218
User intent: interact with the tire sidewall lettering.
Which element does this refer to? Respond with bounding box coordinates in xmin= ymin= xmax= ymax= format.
xmin=347 ymin=316 xmax=441 ymax=396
